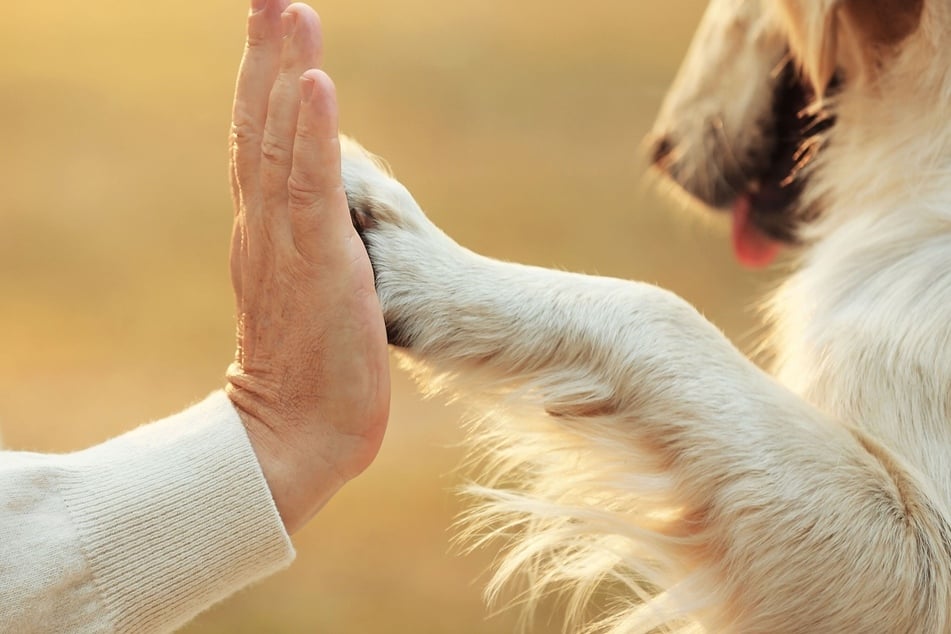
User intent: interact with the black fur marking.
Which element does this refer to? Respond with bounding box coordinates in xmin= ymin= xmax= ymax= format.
xmin=348 ymin=201 xmax=416 ymax=349
xmin=349 ymin=203 xmax=379 ymax=283
xmin=384 ymin=319 xmax=413 ymax=349
xmin=745 ymin=63 xmax=838 ymax=243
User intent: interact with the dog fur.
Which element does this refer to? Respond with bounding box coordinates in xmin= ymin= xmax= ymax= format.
xmin=340 ymin=0 xmax=951 ymax=631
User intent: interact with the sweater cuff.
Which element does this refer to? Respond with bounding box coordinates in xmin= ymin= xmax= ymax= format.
xmin=59 ymin=391 xmax=295 ymax=634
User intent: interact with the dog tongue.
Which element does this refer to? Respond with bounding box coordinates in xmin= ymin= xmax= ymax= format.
xmin=731 ymin=196 xmax=780 ymax=268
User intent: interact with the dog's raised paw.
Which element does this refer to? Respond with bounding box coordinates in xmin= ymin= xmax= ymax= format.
xmin=340 ymin=135 xmax=444 ymax=348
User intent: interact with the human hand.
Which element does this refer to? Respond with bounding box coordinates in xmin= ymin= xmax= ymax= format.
xmin=226 ymin=0 xmax=390 ymax=535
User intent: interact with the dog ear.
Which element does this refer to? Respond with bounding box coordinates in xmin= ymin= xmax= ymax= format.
xmin=778 ymin=0 xmax=924 ymax=96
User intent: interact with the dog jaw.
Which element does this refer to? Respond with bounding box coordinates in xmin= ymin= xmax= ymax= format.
xmin=651 ymin=0 xmax=931 ymax=270
xmin=649 ymin=0 xmax=786 ymax=204
xmin=649 ymin=0 xmax=838 ymax=268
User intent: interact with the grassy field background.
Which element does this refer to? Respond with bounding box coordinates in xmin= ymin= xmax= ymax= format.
xmin=0 ymin=1 xmax=775 ymax=631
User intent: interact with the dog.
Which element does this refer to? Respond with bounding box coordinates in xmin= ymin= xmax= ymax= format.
xmin=339 ymin=0 xmax=951 ymax=631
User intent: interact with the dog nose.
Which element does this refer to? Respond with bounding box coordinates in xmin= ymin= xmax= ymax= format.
xmin=651 ymin=135 xmax=674 ymax=167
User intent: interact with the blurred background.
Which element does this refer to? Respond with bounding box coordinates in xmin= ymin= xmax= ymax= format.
xmin=0 ymin=1 xmax=778 ymax=631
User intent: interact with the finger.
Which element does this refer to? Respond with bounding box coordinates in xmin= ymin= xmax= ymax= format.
xmin=260 ymin=4 xmax=324 ymax=210
xmin=230 ymin=0 xmax=291 ymax=208
xmin=287 ymin=70 xmax=350 ymax=259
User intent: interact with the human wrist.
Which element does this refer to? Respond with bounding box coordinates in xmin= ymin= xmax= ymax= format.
xmin=229 ymin=396 xmax=347 ymax=535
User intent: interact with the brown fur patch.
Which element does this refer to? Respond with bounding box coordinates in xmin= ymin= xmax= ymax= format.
xmin=843 ymin=0 xmax=924 ymax=48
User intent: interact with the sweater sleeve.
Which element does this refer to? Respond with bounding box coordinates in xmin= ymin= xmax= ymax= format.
xmin=0 ymin=391 xmax=295 ymax=634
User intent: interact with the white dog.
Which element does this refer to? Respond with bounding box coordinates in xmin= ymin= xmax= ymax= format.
xmin=340 ymin=0 xmax=951 ymax=631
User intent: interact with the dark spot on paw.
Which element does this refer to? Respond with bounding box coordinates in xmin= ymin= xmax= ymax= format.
xmin=348 ymin=200 xmax=413 ymax=350
xmin=349 ymin=203 xmax=379 ymax=279
xmin=385 ymin=318 xmax=414 ymax=348
xmin=349 ymin=201 xmax=378 ymax=233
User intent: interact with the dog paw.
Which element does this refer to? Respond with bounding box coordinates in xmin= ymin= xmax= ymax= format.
xmin=342 ymin=136 xmax=422 ymax=236
xmin=341 ymin=136 xmax=463 ymax=348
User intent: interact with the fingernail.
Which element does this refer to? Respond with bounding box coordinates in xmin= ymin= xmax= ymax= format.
xmin=300 ymin=76 xmax=315 ymax=103
xmin=251 ymin=0 xmax=268 ymax=14
xmin=281 ymin=11 xmax=297 ymax=38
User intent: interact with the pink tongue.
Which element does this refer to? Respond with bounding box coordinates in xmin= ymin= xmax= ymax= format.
xmin=731 ymin=196 xmax=781 ymax=268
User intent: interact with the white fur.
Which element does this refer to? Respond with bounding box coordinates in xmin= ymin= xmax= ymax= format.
xmin=339 ymin=0 xmax=951 ymax=630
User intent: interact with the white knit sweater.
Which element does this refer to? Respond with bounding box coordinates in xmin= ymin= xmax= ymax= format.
xmin=0 ymin=391 xmax=295 ymax=633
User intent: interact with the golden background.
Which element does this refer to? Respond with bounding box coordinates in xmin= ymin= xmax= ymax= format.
xmin=0 ymin=1 xmax=774 ymax=631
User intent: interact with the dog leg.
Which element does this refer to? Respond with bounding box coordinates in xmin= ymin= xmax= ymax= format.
xmin=342 ymin=138 xmax=951 ymax=633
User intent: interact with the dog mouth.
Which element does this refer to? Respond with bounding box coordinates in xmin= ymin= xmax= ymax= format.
xmin=654 ymin=61 xmax=836 ymax=268
xmin=731 ymin=62 xmax=835 ymax=267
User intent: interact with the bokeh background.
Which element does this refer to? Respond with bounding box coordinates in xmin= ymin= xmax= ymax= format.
xmin=0 ymin=1 xmax=778 ymax=631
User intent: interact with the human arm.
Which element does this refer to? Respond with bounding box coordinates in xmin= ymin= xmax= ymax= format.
xmin=225 ymin=0 xmax=390 ymax=536
xmin=0 ymin=392 xmax=293 ymax=634
xmin=0 ymin=0 xmax=390 ymax=629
